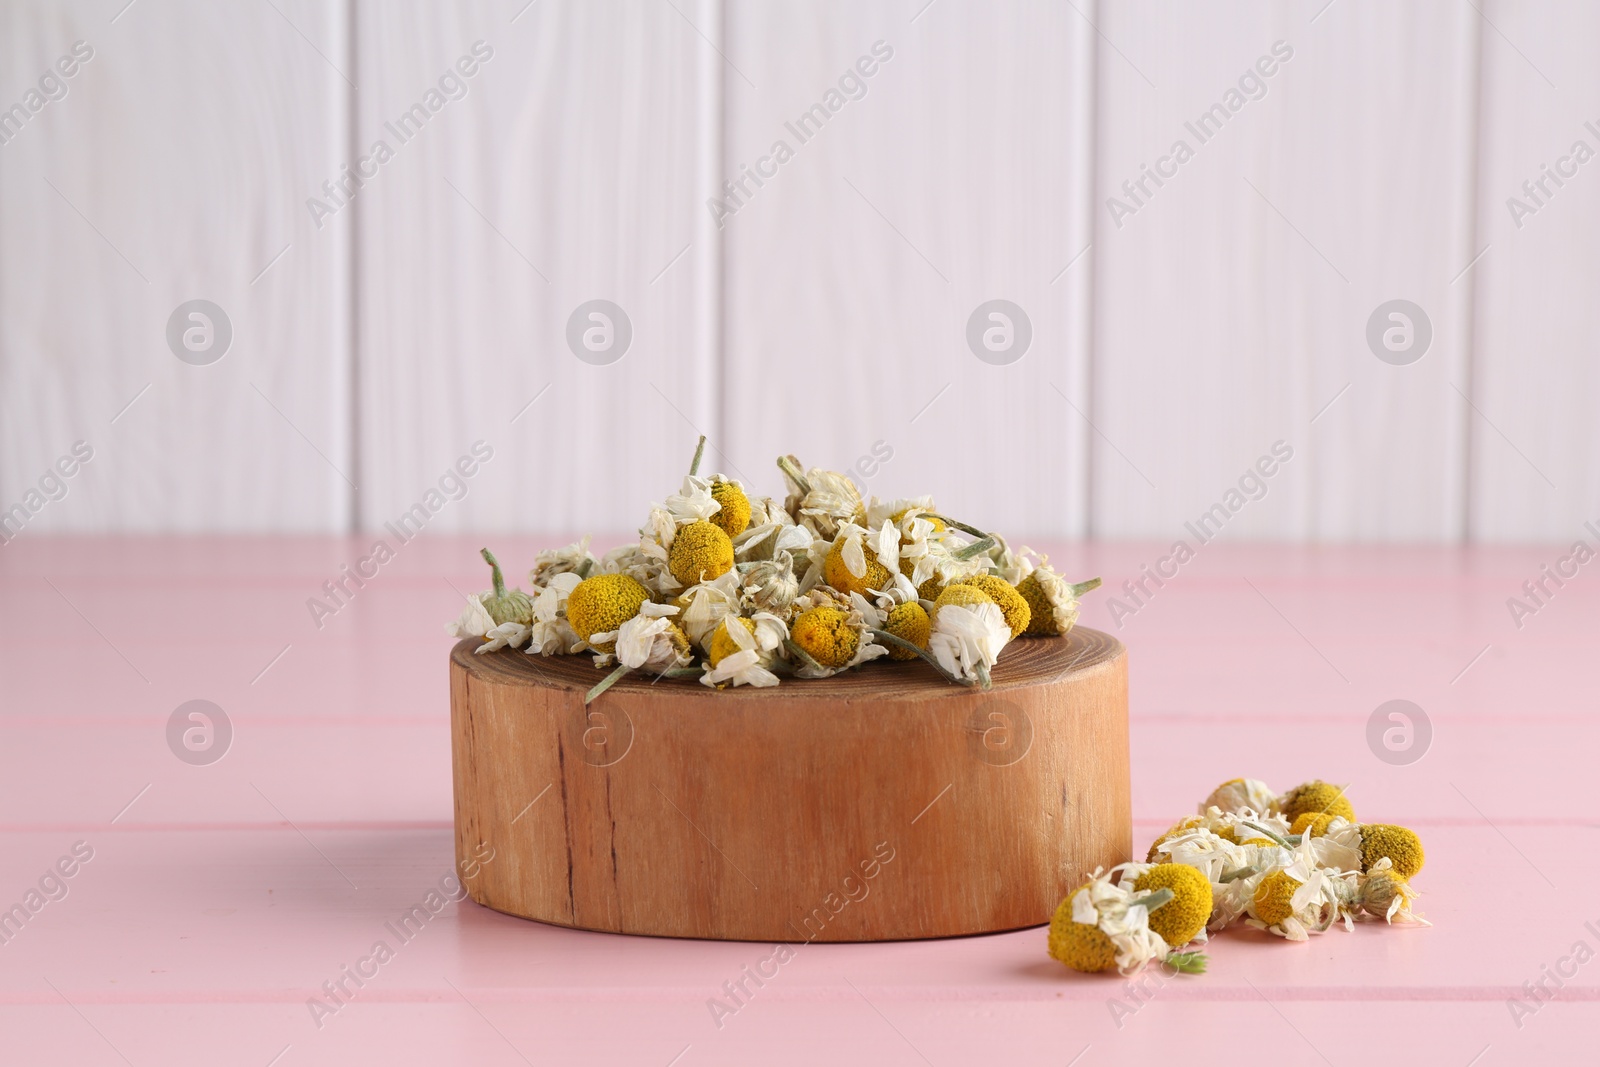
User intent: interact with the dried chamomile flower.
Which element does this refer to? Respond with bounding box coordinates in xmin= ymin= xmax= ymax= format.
xmin=1047 ymin=887 xmax=1120 ymax=974
xmin=609 ymin=609 xmax=692 ymax=673
xmin=1046 ymin=866 xmax=1190 ymax=976
xmin=985 ymin=536 xmax=1035 ymax=588
xmin=1244 ymin=857 xmax=1357 ymax=941
xmin=865 ymin=495 xmax=937 ymax=529
xmin=674 ymin=569 xmax=742 ymax=650
xmin=823 ymin=535 xmax=891 ymax=597
xmin=473 ymin=549 xmax=533 ymax=626
xmin=660 ymin=475 xmax=723 ymax=527
xmin=707 ymin=477 xmax=752 ymax=538
xmin=1357 ymin=824 xmax=1425 ymax=880
xmin=787 ymin=606 xmax=886 ymax=677
xmin=737 ymin=553 xmax=800 ymax=615
xmin=708 ymin=616 xmax=757 ymax=668
xmin=530 ymin=535 xmax=599 ymax=586
xmin=744 ymin=494 xmax=792 ymax=528
xmin=600 ymin=541 xmax=679 ymax=599
xmin=584 ymin=606 xmax=698 ymax=702
xmin=1227 ymin=814 xmax=1363 ymax=882
xmin=701 ymin=612 xmax=788 ymax=689
xmin=525 ymin=572 xmax=585 ymax=656
xmin=1290 ymin=812 xmax=1334 ymax=837
xmin=1358 ymin=858 xmax=1429 ymax=925
xmin=1275 ymin=780 xmax=1356 ymax=824
xmin=933 ymin=581 xmax=993 ymax=619
xmin=1129 ymin=862 xmax=1214 ymax=948
xmin=445 ymin=594 xmax=496 ymax=642
xmin=928 ymin=597 xmax=1010 ymax=685
xmin=880 ymin=601 xmax=931 ymax=660
xmin=952 ymin=574 xmax=1031 ymax=638
xmin=668 ymin=520 xmax=735 ymax=586
xmin=734 ymin=519 xmax=810 ymax=563
xmin=444 ymin=549 xmax=533 ymax=650
xmin=1202 ymin=778 xmax=1278 ymax=818
xmin=777 ymin=455 xmax=865 ymax=540
xmin=567 ymin=573 xmax=652 ymax=650
xmin=1018 ymin=564 xmax=1101 ymax=638
xmin=1147 ymin=816 xmax=1203 ymax=863
xmin=893 ymin=516 xmax=943 ymax=588
xmin=789 ymin=607 xmax=858 ymax=669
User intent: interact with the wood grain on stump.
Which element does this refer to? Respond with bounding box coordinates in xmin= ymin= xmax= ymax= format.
xmin=450 ymin=628 xmax=1129 ymax=942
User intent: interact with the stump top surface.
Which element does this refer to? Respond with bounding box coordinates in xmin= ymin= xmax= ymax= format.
xmin=451 ymin=626 xmax=1123 ymax=700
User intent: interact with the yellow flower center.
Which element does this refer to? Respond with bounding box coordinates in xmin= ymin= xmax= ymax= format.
xmin=668 ymin=521 xmax=735 ymax=586
xmin=790 ymin=607 xmax=858 ymax=668
xmin=566 ymin=574 xmax=652 ymax=647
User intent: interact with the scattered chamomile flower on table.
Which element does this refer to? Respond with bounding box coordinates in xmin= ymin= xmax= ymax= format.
xmin=1275 ymin=779 xmax=1356 ymax=824
xmin=1047 ymin=866 xmax=1208 ymax=976
xmin=447 ymin=436 xmax=1101 ymax=704
xmin=1201 ymin=778 xmax=1278 ymax=818
xmin=1073 ymin=776 xmax=1432 ymax=974
xmin=1358 ymin=857 xmax=1430 ymax=925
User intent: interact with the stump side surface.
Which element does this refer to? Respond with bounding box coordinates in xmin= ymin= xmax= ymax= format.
xmin=450 ymin=629 xmax=1130 ymax=941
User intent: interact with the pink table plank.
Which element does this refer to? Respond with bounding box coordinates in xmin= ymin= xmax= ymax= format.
xmin=7 ymin=1000 xmax=1592 ymax=1067
xmin=0 ymin=826 xmax=1585 ymax=997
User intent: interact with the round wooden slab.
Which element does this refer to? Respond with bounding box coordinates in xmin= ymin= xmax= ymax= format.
xmin=450 ymin=628 xmax=1129 ymax=942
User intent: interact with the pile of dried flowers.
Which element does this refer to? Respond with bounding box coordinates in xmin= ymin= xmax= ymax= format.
xmin=1049 ymin=778 xmax=1428 ymax=977
xmin=446 ymin=438 xmax=1101 ymax=701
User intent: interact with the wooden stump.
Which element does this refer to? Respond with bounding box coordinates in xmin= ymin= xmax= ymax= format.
xmin=450 ymin=628 xmax=1129 ymax=942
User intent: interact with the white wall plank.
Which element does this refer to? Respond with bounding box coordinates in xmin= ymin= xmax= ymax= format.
xmin=352 ymin=0 xmax=712 ymax=536
xmin=720 ymin=1 xmax=1095 ymax=537
xmin=1092 ymin=0 xmax=1478 ymax=541
xmin=0 ymin=0 xmax=352 ymax=534
xmin=1468 ymin=1 xmax=1600 ymax=541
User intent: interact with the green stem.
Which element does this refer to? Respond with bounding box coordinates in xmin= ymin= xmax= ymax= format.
xmin=585 ymin=663 xmax=631 ymax=705
xmin=784 ymin=638 xmax=827 ymax=674
xmin=776 ymin=455 xmax=811 ymax=496
xmin=1070 ymin=577 xmax=1102 ymax=597
xmin=953 ymin=536 xmax=997 ymax=561
xmin=974 ymin=660 xmax=992 ymax=690
xmin=1127 ymin=888 xmax=1174 ymax=913
xmin=575 ymin=558 xmax=594 ymax=579
xmin=1219 ymin=865 xmax=1258 ymax=883
xmin=927 ymin=514 xmax=990 ymax=539
xmin=870 ymin=630 xmax=972 ymax=686
xmin=1162 ymin=951 xmax=1208 ymax=975
xmin=654 ymin=666 xmax=703 ymax=680
xmin=689 ymin=435 xmax=707 ymax=476
xmin=481 ymin=548 xmax=507 ymax=597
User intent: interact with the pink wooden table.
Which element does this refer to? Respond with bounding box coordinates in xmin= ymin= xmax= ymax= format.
xmin=2 ymin=536 xmax=1593 ymax=1065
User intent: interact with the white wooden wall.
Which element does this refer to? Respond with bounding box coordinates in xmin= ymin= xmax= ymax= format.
xmin=1 ymin=0 xmax=1593 ymax=542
